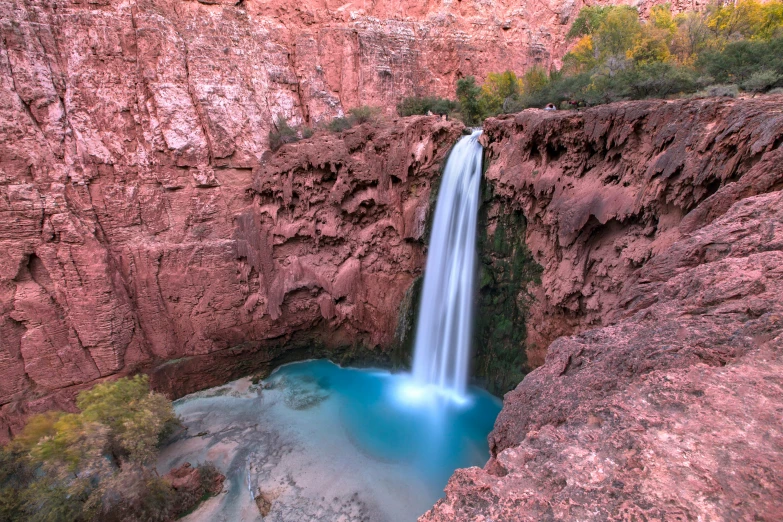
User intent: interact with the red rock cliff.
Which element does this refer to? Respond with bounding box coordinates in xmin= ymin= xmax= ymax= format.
xmin=1 ymin=0 xmax=701 ymax=155
xmin=422 ymin=95 xmax=783 ymax=521
xmin=0 ymin=111 xmax=462 ymax=441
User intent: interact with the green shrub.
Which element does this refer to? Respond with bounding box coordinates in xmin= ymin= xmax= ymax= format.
xmin=698 ymin=36 xmax=783 ymax=84
xmin=268 ymin=116 xmax=300 ymax=151
xmin=694 ymin=84 xmax=740 ymax=98
xmin=397 ymin=96 xmax=457 ymax=116
xmin=769 ymin=87 xmax=783 ymax=94
xmin=614 ymin=61 xmax=700 ymax=99
xmin=1 ymin=376 xmax=218 ymax=522
xmin=347 ymin=105 xmax=381 ymax=124
xmin=741 ymin=69 xmax=783 ymax=92
xmin=327 ymin=116 xmax=353 ymax=133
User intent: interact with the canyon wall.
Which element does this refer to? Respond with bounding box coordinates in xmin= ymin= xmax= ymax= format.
xmin=422 ymin=96 xmax=783 ymax=520
xmin=0 ymin=107 xmax=463 ymax=441
xmin=1 ymin=0 xmax=704 ymax=157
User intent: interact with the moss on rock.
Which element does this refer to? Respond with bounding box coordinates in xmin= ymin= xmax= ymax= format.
xmin=473 ymin=178 xmax=542 ymax=395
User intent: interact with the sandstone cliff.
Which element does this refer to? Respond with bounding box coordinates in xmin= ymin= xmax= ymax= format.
xmin=421 ymin=95 xmax=783 ymax=521
xmin=482 ymin=95 xmax=783 ymax=367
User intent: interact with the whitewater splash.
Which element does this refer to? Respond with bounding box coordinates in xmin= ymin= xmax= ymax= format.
xmin=409 ymin=129 xmax=483 ymax=402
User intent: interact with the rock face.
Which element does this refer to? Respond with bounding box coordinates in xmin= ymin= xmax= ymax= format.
xmin=481 ymin=95 xmax=783 ymax=368
xmin=0 ymin=0 xmax=700 ymax=155
xmin=421 ymin=96 xmax=783 ymax=520
xmin=0 ymin=108 xmax=462 ymax=441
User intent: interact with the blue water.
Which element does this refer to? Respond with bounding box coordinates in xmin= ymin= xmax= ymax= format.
xmin=269 ymin=359 xmax=502 ymax=503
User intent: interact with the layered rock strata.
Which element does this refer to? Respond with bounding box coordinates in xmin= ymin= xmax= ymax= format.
xmin=422 ymin=95 xmax=783 ymax=520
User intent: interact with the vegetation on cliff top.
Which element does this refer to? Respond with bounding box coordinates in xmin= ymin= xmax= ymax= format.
xmin=0 ymin=376 xmax=219 ymax=522
xmin=509 ymin=0 xmax=783 ymax=110
xmin=269 ymin=105 xmax=383 ymax=151
xmin=398 ymin=0 xmax=783 ymax=123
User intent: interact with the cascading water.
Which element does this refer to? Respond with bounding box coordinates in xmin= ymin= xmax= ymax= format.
xmin=410 ymin=129 xmax=483 ymax=401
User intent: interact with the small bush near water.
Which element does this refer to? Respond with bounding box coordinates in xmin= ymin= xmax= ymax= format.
xmin=0 ymin=376 xmax=220 ymax=522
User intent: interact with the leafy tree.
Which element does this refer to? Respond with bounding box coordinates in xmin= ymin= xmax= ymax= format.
xmin=521 ymin=67 xmax=550 ymax=95
xmin=698 ymin=36 xmax=783 ymax=83
xmin=650 ymin=4 xmax=678 ymax=35
xmin=629 ymin=26 xmax=672 ymax=64
xmin=741 ymin=69 xmax=783 ymax=91
xmin=478 ymin=70 xmax=521 ymax=116
xmin=567 ymin=5 xmax=614 ymax=38
xmin=456 ymin=76 xmax=483 ymax=125
xmin=563 ymin=35 xmax=597 ymax=73
xmin=671 ymin=11 xmax=711 ymax=62
xmin=1 ymin=376 xmax=218 ymax=522
xmin=77 ymin=374 xmax=177 ymax=464
xmin=511 ymin=1 xmax=783 ymax=111
xmin=595 ymin=6 xmax=642 ymax=58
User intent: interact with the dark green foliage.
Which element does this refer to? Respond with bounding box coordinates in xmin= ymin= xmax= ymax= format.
xmin=347 ymin=105 xmax=381 ymax=124
xmin=196 ymin=462 xmax=221 ymax=498
xmin=268 ymin=116 xmax=300 ymax=151
xmin=391 ymin=276 xmax=424 ymax=369
xmin=456 ymin=76 xmax=483 ymax=126
xmin=742 ymin=70 xmax=783 ymax=92
xmin=0 ymin=447 xmax=32 ymax=521
xmin=327 ymin=117 xmax=353 ymax=133
xmin=396 ymin=96 xmax=458 ymax=117
xmin=695 ymin=84 xmax=740 ymax=97
xmin=566 ymin=5 xmax=632 ymax=38
xmin=473 ymin=184 xmax=543 ymax=395
xmin=326 ymin=105 xmax=382 ymax=133
xmin=698 ymin=36 xmax=783 ymax=84
xmin=601 ymin=61 xmax=700 ymax=100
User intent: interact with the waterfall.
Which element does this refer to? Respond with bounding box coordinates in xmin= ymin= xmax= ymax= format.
xmin=410 ymin=129 xmax=483 ymax=401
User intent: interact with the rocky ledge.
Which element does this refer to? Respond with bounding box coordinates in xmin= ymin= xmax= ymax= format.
xmin=422 ymin=96 xmax=783 ymax=520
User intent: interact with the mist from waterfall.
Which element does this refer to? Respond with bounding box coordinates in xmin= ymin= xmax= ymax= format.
xmin=410 ymin=129 xmax=483 ymax=401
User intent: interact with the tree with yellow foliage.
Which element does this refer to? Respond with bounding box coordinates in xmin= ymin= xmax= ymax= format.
xmin=478 ymin=71 xmax=521 ymax=116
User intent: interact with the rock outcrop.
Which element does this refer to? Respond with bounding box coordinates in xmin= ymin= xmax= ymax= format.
xmin=0 ymin=110 xmax=462 ymax=441
xmin=481 ymin=95 xmax=783 ymax=367
xmin=421 ymin=96 xmax=783 ymax=520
